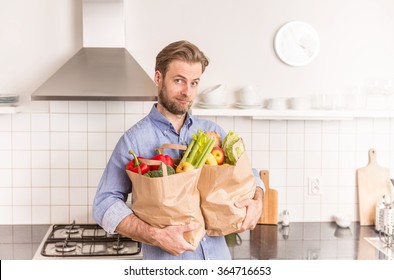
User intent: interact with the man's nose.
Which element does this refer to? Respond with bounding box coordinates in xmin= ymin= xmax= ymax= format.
xmin=181 ymin=84 xmax=191 ymax=95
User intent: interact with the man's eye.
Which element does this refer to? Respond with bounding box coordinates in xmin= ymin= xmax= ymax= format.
xmin=191 ymin=81 xmax=199 ymax=87
xmin=175 ymin=79 xmax=183 ymax=84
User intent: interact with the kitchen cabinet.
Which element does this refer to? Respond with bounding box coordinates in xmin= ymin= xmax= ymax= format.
xmin=191 ymin=108 xmax=394 ymax=120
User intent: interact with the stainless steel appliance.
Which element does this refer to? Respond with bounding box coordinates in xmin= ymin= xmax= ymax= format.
xmin=33 ymin=221 xmax=142 ymax=259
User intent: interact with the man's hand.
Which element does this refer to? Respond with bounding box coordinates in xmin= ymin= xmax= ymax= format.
xmin=235 ymin=187 xmax=264 ymax=232
xmin=116 ymin=214 xmax=197 ymax=256
xmin=151 ymin=224 xmax=198 ymax=256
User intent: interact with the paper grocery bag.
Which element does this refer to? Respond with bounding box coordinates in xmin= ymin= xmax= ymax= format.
xmin=126 ymin=146 xmax=206 ymax=248
xmin=198 ymin=149 xmax=256 ymax=236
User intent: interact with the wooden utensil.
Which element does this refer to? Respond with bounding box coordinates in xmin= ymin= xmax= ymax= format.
xmin=257 ymin=170 xmax=278 ymax=225
xmin=357 ymin=148 xmax=392 ymax=226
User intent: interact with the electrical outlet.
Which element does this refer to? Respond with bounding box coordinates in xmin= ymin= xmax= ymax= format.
xmin=309 ymin=176 xmax=321 ymax=195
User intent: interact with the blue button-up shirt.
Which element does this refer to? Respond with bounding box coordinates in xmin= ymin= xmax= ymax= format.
xmin=93 ymin=104 xmax=263 ymax=260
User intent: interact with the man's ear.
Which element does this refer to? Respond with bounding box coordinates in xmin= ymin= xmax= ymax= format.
xmin=154 ymin=71 xmax=162 ymax=86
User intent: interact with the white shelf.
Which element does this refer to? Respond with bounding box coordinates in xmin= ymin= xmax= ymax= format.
xmin=190 ymin=107 xmax=394 ymax=120
xmin=0 ymin=105 xmax=21 ymax=114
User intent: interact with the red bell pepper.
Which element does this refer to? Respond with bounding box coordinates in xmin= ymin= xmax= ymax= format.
xmin=126 ymin=150 xmax=150 ymax=175
xmin=150 ymin=148 xmax=174 ymax=170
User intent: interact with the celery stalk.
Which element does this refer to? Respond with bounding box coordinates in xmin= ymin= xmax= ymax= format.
xmin=196 ymin=138 xmax=215 ymax=168
xmin=180 ymin=139 xmax=195 ymax=163
xmin=186 ymin=132 xmax=203 ymax=164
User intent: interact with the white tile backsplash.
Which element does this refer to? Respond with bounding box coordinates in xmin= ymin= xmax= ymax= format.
xmin=0 ymin=115 xmax=12 ymax=131
xmin=69 ymin=132 xmax=88 ymax=150
xmin=3 ymin=100 xmax=394 ymax=224
xmin=88 ymin=114 xmax=106 ymax=132
xmin=106 ymin=114 xmax=124 ymax=132
xmin=88 ymin=101 xmax=106 ymax=113
xmin=50 ymin=132 xmax=69 ymax=150
xmin=50 ymin=101 xmax=69 ymax=113
xmin=69 ymin=151 xmax=88 ymax=168
xmin=13 ymin=187 xmax=31 ymax=205
xmin=0 ymin=169 xmax=12 ymax=188
xmin=50 ymin=114 xmax=69 ymax=131
xmin=32 ymin=206 xmax=50 ymax=224
xmin=0 ymin=151 xmax=12 ymax=168
xmin=32 ymin=187 xmax=50 ymax=205
xmin=51 ymin=151 xmax=69 ymax=168
xmin=69 ymin=169 xmax=88 ymax=187
xmin=0 ymin=206 xmax=12 ymax=223
xmin=12 ymin=132 xmax=30 ymax=150
xmin=0 ymin=132 xmax=12 ymax=149
xmin=106 ymin=101 xmax=125 ymax=114
xmin=31 ymin=132 xmax=50 ymax=150
xmin=31 ymin=169 xmax=50 ymax=187
xmin=13 ymin=206 xmax=31 ymax=224
xmin=31 ymin=113 xmax=50 ymax=131
xmin=50 ymin=169 xmax=69 ymax=187
xmin=51 ymin=188 xmax=69 ymax=205
xmin=0 ymin=188 xmax=12 ymax=205
xmin=12 ymin=113 xmax=30 ymax=131
xmin=88 ymin=132 xmax=106 ymax=150
xmin=69 ymin=114 xmax=88 ymax=132
xmin=32 ymin=151 xmax=50 ymax=168
xmin=69 ymin=101 xmax=88 ymax=113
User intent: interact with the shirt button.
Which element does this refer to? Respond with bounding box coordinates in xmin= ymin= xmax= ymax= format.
xmin=202 ymin=237 xmax=206 ymax=242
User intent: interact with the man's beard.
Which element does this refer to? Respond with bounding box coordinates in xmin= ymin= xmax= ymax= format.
xmin=158 ymin=85 xmax=192 ymax=115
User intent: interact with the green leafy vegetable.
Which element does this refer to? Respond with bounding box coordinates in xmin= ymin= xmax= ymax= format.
xmin=222 ymin=131 xmax=245 ymax=165
xmin=143 ymin=164 xmax=175 ymax=177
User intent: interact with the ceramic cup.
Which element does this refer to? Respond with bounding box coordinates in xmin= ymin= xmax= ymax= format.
xmin=288 ymin=97 xmax=311 ymax=110
xmin=266 ymin=97 xmax=287 ymax=110
xmin=200 ymin=84 xmax=225 ymax=105
xmin=237 ymin=86 xmax=262 ymax=105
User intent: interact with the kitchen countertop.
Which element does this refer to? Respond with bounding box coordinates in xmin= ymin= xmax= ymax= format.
xmin=0 ymin=222 xmax=389 ymax=260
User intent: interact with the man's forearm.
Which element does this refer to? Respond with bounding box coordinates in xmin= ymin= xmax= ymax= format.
xmin=115 ymin=214 xmax=159 ymax=246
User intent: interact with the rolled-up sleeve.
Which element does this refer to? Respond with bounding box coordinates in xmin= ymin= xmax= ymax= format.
xmin=253 ymin=168 xmax=265 ymax=193
xmin=92 ymin=134 xmax=133 ymax=234
xmin=102 ymin=200 xmax=133 ymax=234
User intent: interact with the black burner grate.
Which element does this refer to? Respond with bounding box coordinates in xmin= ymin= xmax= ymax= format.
xmin=41 ymin=222 xmax=141 ymax=257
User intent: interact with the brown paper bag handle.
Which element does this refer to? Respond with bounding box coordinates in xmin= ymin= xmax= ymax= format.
xmin=138 ymin=158 xmax=168 ymax=177
xmin=157 ymin=143 xmax=187 ymax=154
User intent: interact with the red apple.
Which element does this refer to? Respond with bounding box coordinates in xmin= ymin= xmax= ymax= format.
xmin=211 ymin=146 xmax=225 ymax=165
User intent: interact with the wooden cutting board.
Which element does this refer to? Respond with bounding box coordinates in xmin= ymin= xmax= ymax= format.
xmin=357 ymin=148 xmax=392 ymax=226
xmin=257 ymin=170 xmax=278 ymax=225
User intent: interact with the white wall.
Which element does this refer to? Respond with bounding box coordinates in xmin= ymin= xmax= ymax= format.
xmin=125 ymin=0 xmax=394 ymax=100
xmin=1 ymin=0 xmax=394 ymax=225
xmin=83 ymin=0 xmax=124 ymax=47
xmin=0 ymin=0 xmax=83 ymax=99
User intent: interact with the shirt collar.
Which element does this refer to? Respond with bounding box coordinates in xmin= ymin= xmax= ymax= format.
xmin=148 ymin=103 xmax=194 ymax=134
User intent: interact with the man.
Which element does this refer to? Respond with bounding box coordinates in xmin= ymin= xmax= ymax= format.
xmin=93 ymin=40 xmax=264 ymax=260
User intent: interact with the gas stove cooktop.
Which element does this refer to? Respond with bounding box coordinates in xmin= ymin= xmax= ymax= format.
xmin=33 ymin=222 xmax=142 ymax=259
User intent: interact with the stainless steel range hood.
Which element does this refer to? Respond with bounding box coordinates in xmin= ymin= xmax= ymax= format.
xmin=31 ymin=47 xmax=157 ymax=101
